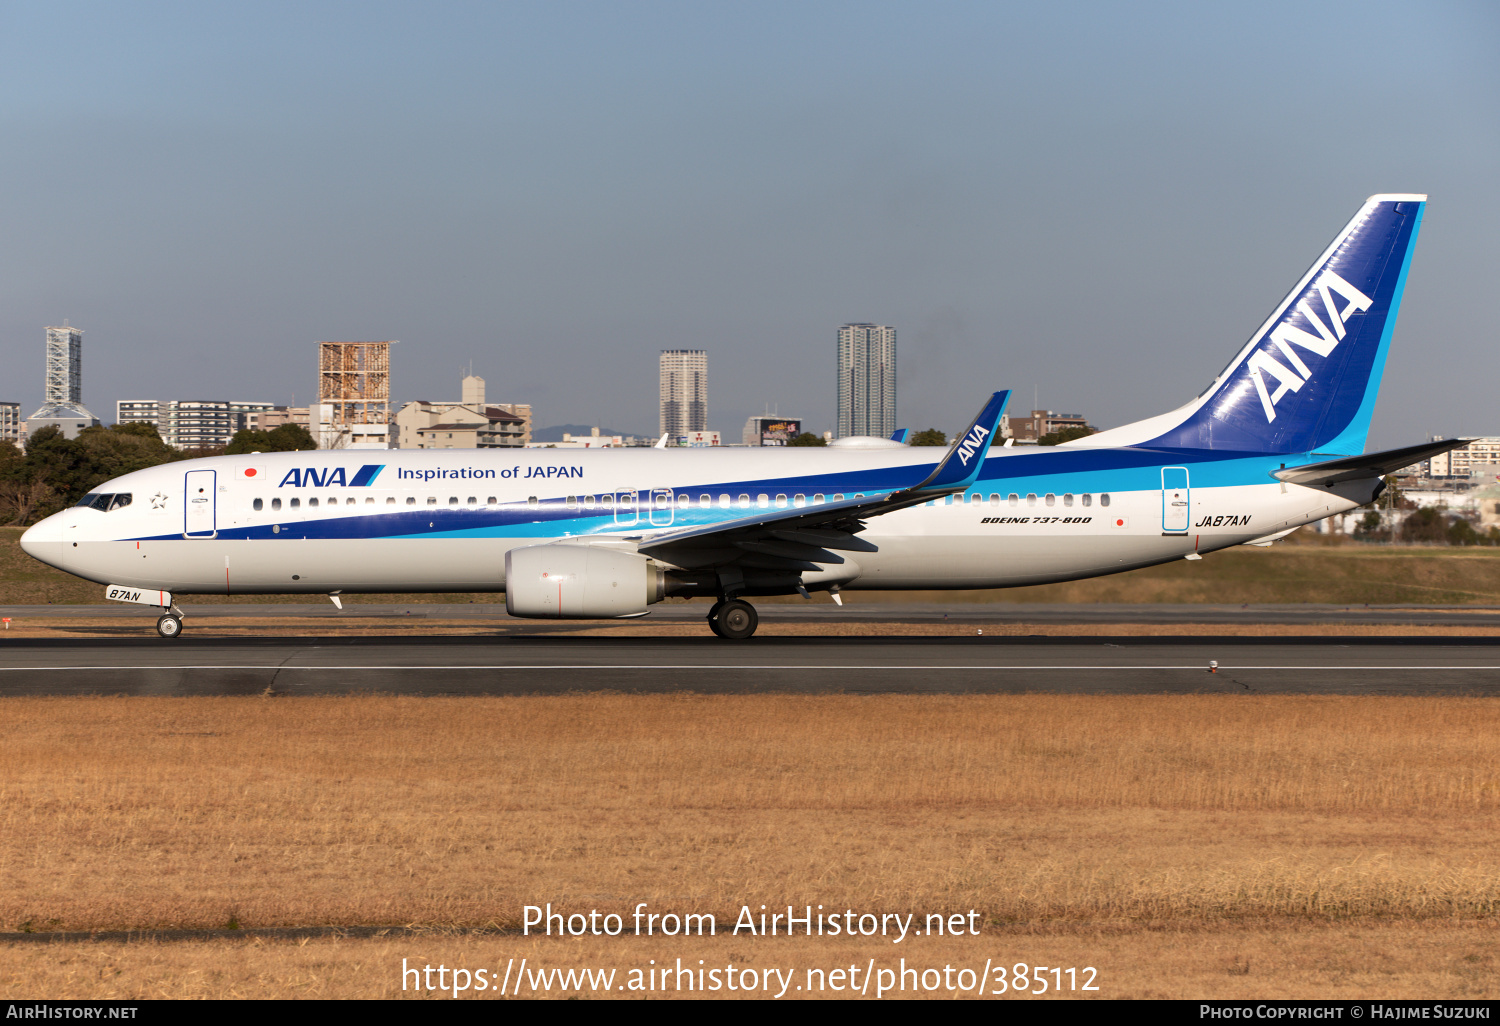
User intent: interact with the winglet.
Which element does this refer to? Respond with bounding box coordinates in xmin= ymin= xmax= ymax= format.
xmin=890 ymin=428 xmax=911 ymax=444
xmin=911 ymin=391 xmax=1010 ymax=493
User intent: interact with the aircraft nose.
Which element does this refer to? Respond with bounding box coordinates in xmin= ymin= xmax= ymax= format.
xmin=19 ymin=515 xmax=62 ymax=567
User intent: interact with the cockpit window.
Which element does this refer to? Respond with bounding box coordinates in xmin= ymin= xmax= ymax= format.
xmin=77 ymin=493 xmax=125 ymax=512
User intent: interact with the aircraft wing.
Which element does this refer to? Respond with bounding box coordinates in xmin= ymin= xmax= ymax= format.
xmin=637 ymin=391 xmax=1009 ymax=572
xmin=1273 ymin=438 xmax=1472 ymax=487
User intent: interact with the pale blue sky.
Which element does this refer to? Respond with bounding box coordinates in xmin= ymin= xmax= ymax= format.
xmin=2 ymin=1 xmax=1496 ymax=444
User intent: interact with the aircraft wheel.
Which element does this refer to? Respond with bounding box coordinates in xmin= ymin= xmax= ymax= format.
xmin=706 ymin=601 xmax=726 ymax=637
xmin=714 ymin=599 xmax=758 ymax=640
xmin=156 ymin=614 xmax=183 ymax=639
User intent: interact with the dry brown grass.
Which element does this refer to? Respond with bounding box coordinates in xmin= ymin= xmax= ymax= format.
xmin=4 ymin=922 xmax=1498 ymax=999
xmin=2 ymin=695 xmax=1499 ymax=939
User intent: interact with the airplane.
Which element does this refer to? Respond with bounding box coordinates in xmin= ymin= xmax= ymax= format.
xmin=21 ymin=193 xmax=1463 ymax=640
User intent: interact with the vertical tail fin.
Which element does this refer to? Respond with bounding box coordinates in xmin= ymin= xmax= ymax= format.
xmin=1086 ymin=195 xmax=1425 ymax=455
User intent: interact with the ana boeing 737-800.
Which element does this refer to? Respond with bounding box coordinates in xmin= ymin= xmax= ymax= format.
xmin=20 ymin=194 xmax=1462 ymax=639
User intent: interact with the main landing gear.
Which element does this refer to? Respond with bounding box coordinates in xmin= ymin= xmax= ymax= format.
xmin=707 ymin=599 xmax=758 ymax=640
xmin=156 ymin=612 xmax=183 ymax=639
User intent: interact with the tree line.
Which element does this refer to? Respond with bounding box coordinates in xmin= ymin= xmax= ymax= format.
xmin=0 ymin=423 xmax=315 ymax=526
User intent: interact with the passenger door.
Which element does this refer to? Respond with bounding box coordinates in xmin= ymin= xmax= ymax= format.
xmin=184 ymin=470 xmax=217 ymax=538
xmin=1161 ymin=467 xmax=1189 ymax=534
xmin=649 ymin=488 xmax=674 ymax=526
xmin=613 ymin=490 xmax=638 ymax=527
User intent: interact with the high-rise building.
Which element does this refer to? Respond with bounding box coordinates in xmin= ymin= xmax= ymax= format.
xmin=317 ymin=341 xmax=392 ymax=449
xmin=27 ymin=324 xmax=100 ymax=439
xmin=116 ymin=400 xmax=275 ymax=450
xmin=0 ymin=402 xmax=20 ymax=445
xmin=659 ymin=350 xmax=707 ymax=441
xmin=836 ymin=324 xmax=896 ymax=439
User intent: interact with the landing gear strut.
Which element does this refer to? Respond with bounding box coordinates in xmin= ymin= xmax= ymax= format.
xmin=156 ymin=613 xmax=183 ymax=639
xmin=707 ymin=599 xmax=758 ymax=640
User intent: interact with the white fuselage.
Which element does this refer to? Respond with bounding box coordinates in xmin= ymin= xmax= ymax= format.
xmin=19 ymin=445 xmax=1369 ymax=599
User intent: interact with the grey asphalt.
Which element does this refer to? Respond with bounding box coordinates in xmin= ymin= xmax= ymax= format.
xmin=6 ymin=601 xmax=1500 ymax=625
xmin=3 ymin=634 xmax=1499 ymax=696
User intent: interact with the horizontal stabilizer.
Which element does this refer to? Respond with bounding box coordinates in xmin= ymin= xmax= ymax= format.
xmin=1274 ymin=438 xmax=1470 ymax=487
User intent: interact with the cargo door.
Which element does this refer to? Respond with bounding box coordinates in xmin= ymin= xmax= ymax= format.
xmin=1161 ymin=466 xmax=1190 ymax=534
xmin=184 ymin=470 xmax=217 ymax=538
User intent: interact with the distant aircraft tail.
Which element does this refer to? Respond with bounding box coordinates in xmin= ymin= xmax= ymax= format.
xmin=1082 ymin=194 xmax=1426 ymax=456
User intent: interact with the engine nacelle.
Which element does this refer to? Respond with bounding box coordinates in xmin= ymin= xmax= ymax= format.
xmin=504 ymin=544 xmax=666 ymax=618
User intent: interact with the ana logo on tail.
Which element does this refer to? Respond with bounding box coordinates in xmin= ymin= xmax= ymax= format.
xmin=956 ymin=424 xmax=991 ymax=465
xmin=1248 ymin=271 xmax=1373 ymax=423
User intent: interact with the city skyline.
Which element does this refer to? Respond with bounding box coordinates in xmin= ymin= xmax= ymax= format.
xmin=1 ymin=4 xmax=1495 ymax=449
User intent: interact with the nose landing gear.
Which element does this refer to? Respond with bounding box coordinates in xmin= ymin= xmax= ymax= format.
xmin=156 ymin=613 xmax=183 ymax=639
xmin=706 ymin=598 xmax=758 ymax=640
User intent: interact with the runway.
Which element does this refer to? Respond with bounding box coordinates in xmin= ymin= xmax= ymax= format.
xmin=8 ymin=601 xmax=1500 ymax=626
xmin=4 ymin=634 xmax=1500 ymax=695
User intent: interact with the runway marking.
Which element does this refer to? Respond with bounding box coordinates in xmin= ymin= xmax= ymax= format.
xmin=2 ymin=665 xmax=1499 ymax=672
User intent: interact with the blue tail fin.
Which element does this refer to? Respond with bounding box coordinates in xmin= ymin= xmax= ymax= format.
xmin=1142 ymin=194 xmax=1425 ymax=455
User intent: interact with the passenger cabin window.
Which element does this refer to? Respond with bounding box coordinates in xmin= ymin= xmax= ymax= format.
xmin=290 ymin=498 xmax=301 ymax=509
xmin=428 ymin=497 xmax=438 ymax=506
xmin=365 ymin=497 xmax=374 ymax=504
xmin=756 ymin=494 xmax=769 ymax=508
xmin=309 ymin=498 xmax=319 ymax=508
xmin=528 ymin=496 xmax=538 ymax=507
xmin=699 ymin=495 xmax=710 ymax=507
xmin=1045 ymin=493 xmax=1056 ymax=507
xmin=813 ymin=494 xmax=825 ymax=504
xmin=1009 ymin=494 xmax=1019 ymax=506
xmin=1082 ymin=493 xmax=1092 ymax=507
xmin=834 ymin=493 xmax=845 ymax=501
xmin=584 ymin=495 xmax=595 ymax=508
xmin=989 ymin=494 xmax=1000 ymax=506
xmin=1063 ymin=493 xmax=1074 ymax=507
xmin=469 ymin=496 xmax=479 ymax=506
xmin=406 ymin=497 xmax=416 ymax=506
xmin=678 ymin=494 xmax=690 ymax=508
xmin=487 ymin=497 xmax=497 ymax=505
xmin=448 ymin=497 xmax=459 ymax=507
xmin=794 ymin=494 xmax=806 ymax=507
xmin=970 ymin=493 xmax=982 ymax=505
xmin=738 ymin=494 xmax=750 ymax=508
xmin=719 ymin=494 xmax=731 ymax=508
xmin=566 ymin=496 xmax=577 ymax=507
xmin=775 ymin=494 xmax=787 ymax=508
xmin=253 ymin=498 xmax=264 ymax=511
xmin=1100 ymin=493 xmax=1111 ymax=507
xmin=272 ymin=498 xmax=282 ymax=511
xmin=1027 ymin=493 xmax=1037 ymax=506
xmin=385 ymin=497 xmax=395 ymax=504
xmin=601 ymin=495 xmax=614 ymax=508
